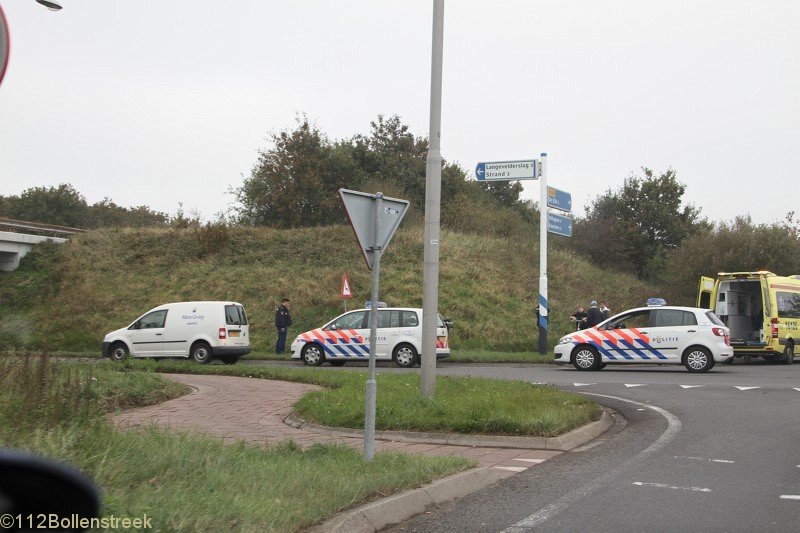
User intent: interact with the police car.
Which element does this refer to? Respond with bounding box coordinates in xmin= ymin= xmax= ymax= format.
xmin=554 ymin=299 xmax=733 ymax=372
xmin=290 ymin=306 xmax=450 ymax=367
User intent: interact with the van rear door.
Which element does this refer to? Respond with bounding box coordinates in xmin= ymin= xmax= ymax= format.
xmin=224 ymin=304 xmax=249 ymax=348
xmin=697 ymin=276 xmax=715 ymax=308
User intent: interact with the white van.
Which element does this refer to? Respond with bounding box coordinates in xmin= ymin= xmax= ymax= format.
xmin=290 ymin=307 xmax=450 ymax=367
xmin=102 ymin=301 xmax=250 ymax=364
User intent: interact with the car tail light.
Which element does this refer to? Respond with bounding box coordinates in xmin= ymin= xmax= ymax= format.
xmin=771 ymin=317 xmax=779 ymax=339
xmin=712 ymin=327 xmax=731 ymax=346
xmin=219 ymin=327 xmax=227 ymax=340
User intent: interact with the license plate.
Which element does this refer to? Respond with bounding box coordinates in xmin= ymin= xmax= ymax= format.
xmin=229 ymin=330 xmax=240 ymax=337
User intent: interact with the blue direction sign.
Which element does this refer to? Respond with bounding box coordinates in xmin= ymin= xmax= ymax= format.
xmin=547 ymin=212 xmax=573 ymax=237
xmin=547 ymin=186 xmax=572 ymax=212
xmin=476 ymin=159 xmax=539 ymax=181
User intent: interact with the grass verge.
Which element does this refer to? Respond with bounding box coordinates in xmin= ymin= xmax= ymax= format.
xmin=108 ymin=359 xmax=601 ymax=436
xmin=0 ymin=355 xmax=471 ymax=531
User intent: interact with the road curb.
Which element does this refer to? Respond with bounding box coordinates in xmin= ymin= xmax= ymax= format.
xmin=284 ymin=408 xmax=612 ymax=451
xmin=303 ymin=408 xmax=614 ymax=532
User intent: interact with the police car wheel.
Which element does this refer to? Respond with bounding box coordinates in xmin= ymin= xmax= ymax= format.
xmin=683 ymin=346 xmax=713 ymax=373
xmin=573 ymin=345 xmax=600 ymax=371
xmin=782 ymin=341 xmax=794 ymax=365
xmin=301 ymin=343 xmax=324 ymax=366
xmin=393 ymin=344 xmax=418 ymax=368
xmin=109 ymin=342 xmax=129 ymax=361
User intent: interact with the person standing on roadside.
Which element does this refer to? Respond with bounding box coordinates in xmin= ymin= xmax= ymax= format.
xmin=599 ymin=301 xmax=612 ymax=320
xmin=585 ymin=300 xmax=605 ymax=329
xmin=275 ymin=298 xmax=292 ymax=354
xmin=570 ymin=305 xmax=587 ymax=330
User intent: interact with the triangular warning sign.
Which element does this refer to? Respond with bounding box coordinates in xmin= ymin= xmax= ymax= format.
xmin=340 ymin=273 xmax=353 ymax=299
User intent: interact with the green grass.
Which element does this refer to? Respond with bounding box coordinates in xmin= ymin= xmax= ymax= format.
xmin=106 ymin=359 xmax=601 ymax=436
xmin=0 ymin=355 xmax=472 ymax=531
xmin=0 ymin=224 xmax=663 ymax=354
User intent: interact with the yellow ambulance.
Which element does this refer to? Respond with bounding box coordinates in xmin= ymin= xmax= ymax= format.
xmin=697 ymin=271 xmax=800 ymax=363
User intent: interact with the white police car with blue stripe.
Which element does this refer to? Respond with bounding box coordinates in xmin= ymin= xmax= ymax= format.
xmin=554 ymin=300 xmax=733 ymax=372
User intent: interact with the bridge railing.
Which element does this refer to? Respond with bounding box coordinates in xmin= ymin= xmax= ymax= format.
xmin=0 ymin=217 xmax=87 ymax=237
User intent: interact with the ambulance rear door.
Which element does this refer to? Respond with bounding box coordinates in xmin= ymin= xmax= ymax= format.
xmin=697 ymin=276 xmax=716 ymax=309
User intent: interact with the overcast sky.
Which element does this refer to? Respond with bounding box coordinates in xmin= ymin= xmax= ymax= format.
xmin=1 ymin=1 xmax=798 ymax=225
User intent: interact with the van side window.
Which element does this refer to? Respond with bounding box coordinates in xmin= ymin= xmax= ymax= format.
xmin=329 ymin=311 xmax=366 ymax=330
xmin=401 ymin=311 xmax=419 ymax=327
xmin=377 ymin=310 xmax=401 ymax=328
xmin=776 ymin=292 xmax=800 ymax=318
xmin=138 ymin=310 xmax=167 ymax=329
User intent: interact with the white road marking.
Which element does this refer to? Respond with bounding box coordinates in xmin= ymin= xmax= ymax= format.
xmin=680 ymin=385 xmax=703 ymax=389
xmin=674 ymin=456 xmax=734 ymax=464
xmin=735 ymin=386 xmax=760 ymax=391
xmin=573 ymin=383 xmax=596 ymax=387
xmin=503 ymin=394 xmax=681 ymax=532
xmin=779 ymin=495 xmax=800 ymax=501
xmin=513 ymin=458 xmax=545 ymax=464
xmin=633 ymin=482 xmax=711 ymax=493
xmin=625 ymin=384 xmax=646 ymax=388
xmin=494 ymin=466 xmax=527 ymax=473
xmin=794 ymin=388 xmax=800 ymax=392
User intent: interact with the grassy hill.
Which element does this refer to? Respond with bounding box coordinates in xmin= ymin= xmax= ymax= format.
xmin=0 ymin=224 xmax=665 ymax=354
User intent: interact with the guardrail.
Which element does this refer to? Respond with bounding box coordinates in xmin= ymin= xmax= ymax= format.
xmin=0 ymin=216 xmax=87 ymax=236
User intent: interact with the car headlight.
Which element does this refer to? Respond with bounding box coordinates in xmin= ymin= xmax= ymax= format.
xmin=557 ymin=336 xmax=573 ymax=345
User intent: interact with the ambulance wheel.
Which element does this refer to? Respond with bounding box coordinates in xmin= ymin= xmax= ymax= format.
xmin=301 ymin=343 xmax=324 ymax=366
xmin=109 ymin=342 xmax=129 ymax=361
xmin=191 ymin=341 xmax=212 ymax=364
xmin=329 ymin=360 xmax=346 ymax=367
xmin=782 ymin=341 xmax=794 ymax=365
xmin=572 ymin=345 xmax=600 ymax=371
xmin=683 ymin=346 xmax=713 ymax=373
xmin=393 ymin=344 xmax=418 ymax=368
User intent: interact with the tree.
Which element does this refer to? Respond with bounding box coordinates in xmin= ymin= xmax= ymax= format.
xmin=0 ymin=184 xmax=90 ymax=227
xmin=235 ymin=118 xmax=363 ymax=228
xmin=660 ymin=216 xmax=800 ymax=303
xmin=574 ymin=168 xmax=704 ymax=279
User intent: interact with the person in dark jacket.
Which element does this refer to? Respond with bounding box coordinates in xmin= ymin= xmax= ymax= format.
xmin=275 ymin=298 xmax=292 ymax=354
xmin=584 ymin=300 xmax=605 ymax=329
xmin=570 ymin=305 xmax=587 ymax=330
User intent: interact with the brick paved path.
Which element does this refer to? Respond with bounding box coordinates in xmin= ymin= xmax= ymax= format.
xmin=114 ymin=374 xmax=561 ymax=473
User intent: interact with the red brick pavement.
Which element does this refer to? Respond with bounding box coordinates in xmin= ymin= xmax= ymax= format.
xmin=114 ymin=374 xmax=561 ymax=474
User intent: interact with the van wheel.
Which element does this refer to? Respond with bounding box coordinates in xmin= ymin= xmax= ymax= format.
xmin=109 ymin=342 xmax=129 ymax=361
xmin=782 ymin=341 xmax=794 ymax=365
xmin=572 ymin=345 xmax=600 ymax=371
xmin=301 ymin=343 xmax=324 ymax=366
xmin=191 ymin=342 xmax=212 ymax=364
xmin=683 ymin=346 xmax=714 ymax=373
xmin=393 ymin=344 xmax=418 ymax=368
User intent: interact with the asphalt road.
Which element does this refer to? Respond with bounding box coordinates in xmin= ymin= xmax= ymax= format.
xmin=362 ymin=361 xmax=800 ymax=532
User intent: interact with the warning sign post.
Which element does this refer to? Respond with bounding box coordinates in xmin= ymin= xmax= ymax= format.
xmin=340 ymin=273 xmax=353 ymax=311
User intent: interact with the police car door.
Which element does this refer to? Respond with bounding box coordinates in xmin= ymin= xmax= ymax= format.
xmin=376 ymin=310 xmax=400 ymax=358
xmin=649 ymin=309 xmax=699 ymax=360
xmin=599 ymin=309 xmax=656 ymax=362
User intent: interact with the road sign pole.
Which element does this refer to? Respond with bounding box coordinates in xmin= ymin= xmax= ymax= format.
xmin=364 ymin=194 xmax=382 ymax=461
xmin=539 ymin=153 xmax=548 ymax=355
